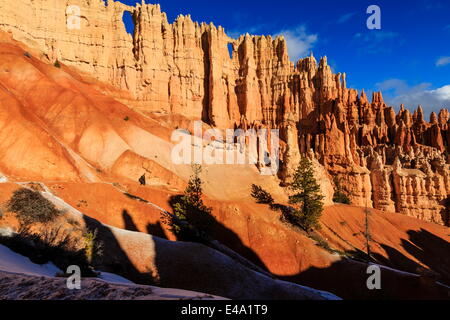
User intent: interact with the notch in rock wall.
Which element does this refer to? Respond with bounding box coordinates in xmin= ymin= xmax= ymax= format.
xmin=227 ymin=42 xmax=233 ymax=60
xmin=121 ymin=9 xmax=140 ymax=61
xmin=122 ymin=11 xmax=135 ymax=36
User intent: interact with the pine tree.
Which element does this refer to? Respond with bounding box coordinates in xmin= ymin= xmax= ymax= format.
xmin=288 ymin=157 xmax=325 ymax=231
xmin=171 ymin=164 xmax=213 ymax=240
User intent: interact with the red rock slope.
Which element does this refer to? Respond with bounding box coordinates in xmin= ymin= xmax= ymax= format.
xmin=0 ymin=0 xmax=448 ymax=225
xmin=0 ymin=30 xmax=448 ymax=300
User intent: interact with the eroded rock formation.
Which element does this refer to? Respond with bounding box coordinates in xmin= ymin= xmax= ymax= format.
xmin=0 ymin=0 xmax=448 ymax=225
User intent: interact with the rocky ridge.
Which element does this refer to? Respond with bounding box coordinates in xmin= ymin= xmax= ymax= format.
xmin=0 ymin=0 xmax=448 ymax=225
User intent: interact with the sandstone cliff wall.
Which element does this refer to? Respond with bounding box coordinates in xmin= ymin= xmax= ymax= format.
xmin=0 ymin=0 xmax=448 ymax=225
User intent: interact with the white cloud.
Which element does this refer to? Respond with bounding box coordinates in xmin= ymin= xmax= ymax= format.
xmin=337 ymin=12 xmax=356 ymax=24
xmin=274 ymin=25 xmax=318 ymax=61
xmin=376 ymin=79 xmax=450 ymax=117
xmin=436 ymin=56 xmax=450 ymax=67
xmin=353 ymin=31 xmax=401 ymax=54
xmin=376 ymin=79 xmax=431 ymax=95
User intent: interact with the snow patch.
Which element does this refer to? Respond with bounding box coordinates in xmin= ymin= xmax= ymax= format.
xmin=0 ymin=244 xmax=61 ymax=277
xmin=98 ymin=272 xmax=134 ymax=285
xmin=0 ymin=227 xmax=14 ymax=237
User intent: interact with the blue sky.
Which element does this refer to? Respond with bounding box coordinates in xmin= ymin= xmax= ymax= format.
xmin=117 ymin=0 xmax=450 ymax=117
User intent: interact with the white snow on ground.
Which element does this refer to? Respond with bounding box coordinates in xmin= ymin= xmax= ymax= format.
xmin=0 ymin=244 xmax=224 ymax=300
xmin=0 ymin=244 xmax=60 ymax=277
xmin=0 ymin=243 xmax=137 ymax=285
xmin=296 ymin=284 xmax=342 ymax=300
xmin=98 ymin=272 xmax=134 ymax=285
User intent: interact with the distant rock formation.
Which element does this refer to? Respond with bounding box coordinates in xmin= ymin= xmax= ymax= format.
xmin=0 ymin=0 xmax=448 ymax=225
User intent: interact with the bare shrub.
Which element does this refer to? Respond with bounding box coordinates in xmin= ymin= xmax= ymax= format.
xmin=7 ymin=188 xmax=63 ymax=226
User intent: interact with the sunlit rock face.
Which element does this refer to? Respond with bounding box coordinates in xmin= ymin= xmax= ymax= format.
xmin=0 ymin=0 xmax=448 ymax=225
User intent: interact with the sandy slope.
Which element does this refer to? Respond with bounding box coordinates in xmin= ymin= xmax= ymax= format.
xmin=0 ymin=31 xmax=291 ymax=204
xmin=320 ymin=205 xmax=450 ymax=282
xmin=0 ymin=182 xmax=340 ymax=300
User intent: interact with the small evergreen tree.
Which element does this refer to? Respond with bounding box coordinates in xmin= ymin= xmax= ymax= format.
xmin=83 ymin=229 xmax=102 ymax=265
xmin=333 ymin=177 xmax=351 ymax=204
xmin=170 ymin=164 xmax=214 ymax=241
xmin=288 ymin=157 xmax=324 ymax=231
xmin=251 ymin=184 xmax=274 ymax=205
